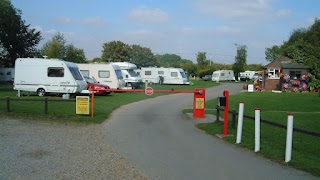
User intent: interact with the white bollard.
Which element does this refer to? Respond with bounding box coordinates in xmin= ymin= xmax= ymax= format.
xmin=236 ymin=102 xmax=244 ymax=144
xmin=285 ymin=114 xmax=294 ymax=163
xmin=255 ymin=108 xmax=260 ymax=152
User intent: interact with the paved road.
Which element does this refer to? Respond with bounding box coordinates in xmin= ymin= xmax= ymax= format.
xmin=103 ymin=83 xmax=318 ymax=180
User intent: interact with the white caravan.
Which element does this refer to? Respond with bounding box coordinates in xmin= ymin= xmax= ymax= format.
xmin=137 ymin=67 xmax=189 ymax=85
xmin=76 ymin=63 xmax=125 ymax=89
xmin=211 ymin=70 xmax=235 ymax=82
xmin=239 ymin=71 xmax=257 ymax=80
xmin=13 ymin=58 xmax=87 ymax=96
xmin=111 ymin=62 xmax=142 ymax=88
xmin=0 ymin=68 xmax=15 ymax=82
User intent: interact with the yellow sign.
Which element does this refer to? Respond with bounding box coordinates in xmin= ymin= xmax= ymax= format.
xmin=76 ymin=96 xmax=90 ymax=115
xmin=195 ymin=98 xmax=204 ymax=109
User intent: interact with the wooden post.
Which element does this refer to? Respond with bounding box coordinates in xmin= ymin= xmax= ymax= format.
xmin=6 ymin=96 xmax=10 ymax=112
xmin=232 ymin=109 xmax=236 ymax=129
xmin=216 ymin=105 xmax=220 ymax=122
xmin=45 ymin=98 xmax=48 ymax=114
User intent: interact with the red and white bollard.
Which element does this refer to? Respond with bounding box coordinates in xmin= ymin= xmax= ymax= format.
xmin=236 ymin=102 xmax=244 ymax=144
xmin=255 ymin=108 xmax=260 ymax=152
xmin=285 ymin=114 xmax=294 ymax=162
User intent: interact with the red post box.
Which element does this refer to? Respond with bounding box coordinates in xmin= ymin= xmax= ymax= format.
xmin=193 ymin=88 xmax=206 ymax=118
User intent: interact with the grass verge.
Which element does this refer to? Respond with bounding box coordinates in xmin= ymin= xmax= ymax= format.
xmin=0 ymin=80 xmax=218 ymax=123
xmin=190 ymin=91 xmax=320 ymax=177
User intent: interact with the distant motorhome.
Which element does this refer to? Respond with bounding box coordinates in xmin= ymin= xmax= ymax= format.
xmin=13 ymin=58 xmax=87 ymax=96
xmin=239 ymin=71 xmax=257 ymax=81
xmin=77 ymin=63 xmax=125 ymax=89
xmin=136 ymin=67 xmax=190 ymax=85
xmin=211 ymin=70 xmax=235 ymax=82
xmin=111 ymin=62 xmax=142 ymax=88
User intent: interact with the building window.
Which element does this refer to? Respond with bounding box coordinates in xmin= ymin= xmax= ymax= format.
xmin=289 ymin=71 xmax=301 ymax=80
xmin=268 ymin=69 xmax=280 ymax=79
xmin=145 ymin=71 xmax=151 ymax=75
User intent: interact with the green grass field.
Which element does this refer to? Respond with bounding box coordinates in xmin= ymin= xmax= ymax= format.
xmin=194 ymin=92 xmax=320 ymax=177
xmin=0 ymin=80 xmax=218 ymax=123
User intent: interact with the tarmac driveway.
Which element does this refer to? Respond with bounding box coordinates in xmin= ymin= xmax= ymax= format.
xmin=103 ymin=83 xmax=318 ymax=180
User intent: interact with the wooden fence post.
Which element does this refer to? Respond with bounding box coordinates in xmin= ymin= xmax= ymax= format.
xmin=6 ymin=96 xmax=10 ymax=112
xmin=216 ymin=105 xmax=220 ymax=122
xmin=45 ymin=98 xmax=48 ymax=114
xmin=232 ymin=109 xmax=236 ymax=129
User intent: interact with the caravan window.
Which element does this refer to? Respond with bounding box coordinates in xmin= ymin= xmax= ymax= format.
xmin=145 ymin=71 xmax=151 ymax=75
xmin=48 ymin=67 xmax=64 ymax=77
xmin=80 ymin=70 xmax=89 ymax=77
xmin=171 ymin=72 xmax=178 ymax=77
xmin=69 ymin=67 xmax=83 ymax=80
xmin=221 ymin=73 xmax=225 ymax=76
xmin=158 ymin=71 xmax=164 ymax=75
xmin=180 ymin=72 xmax=187 ymax=78
xmin=115 ymin=70 xmax=123 ymax=79
xmin=99 ymin=70 xmax=110 ymax=78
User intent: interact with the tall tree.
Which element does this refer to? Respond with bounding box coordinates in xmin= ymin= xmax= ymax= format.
xmin=155 ymin=54 xmax=182 ymax=67
xmin=101 ymin=40 xmax=130 ymax=62
xmin=196 ymin=52 xmax=207 ymax=66
xmin=65 ymin=44 xmax=86 ymax=63
xmin=281 ymin=18 xmax=320 ymax=78
xmin=232 ymin=44 xmax=247 ymax=79
xmin=40 ymin=33 xmax=86 ymax=62
xmin=41 ymin=33 xmax=66 ymax=59
xmin=129 ymin=44 xmax=156 ymax=68
xmin=0 ymin=0 xmax=42 ymax=67
xmin=265 ymin=45 xmax=281 ymax=62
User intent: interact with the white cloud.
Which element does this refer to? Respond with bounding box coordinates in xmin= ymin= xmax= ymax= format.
xmin=196 ymin=0 xmax=272 ymax=19
xmin=128 ymin=7 xmax=169 ymax=24
xmin=125 ymin=29 xmax=153 ymax=36
xmin=56 ymin=16 xmax=107 ymax=26
xmin=180 ymin=25 xmax=243 ymax=36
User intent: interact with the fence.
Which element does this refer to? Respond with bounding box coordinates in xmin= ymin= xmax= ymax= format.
xmin=0 ymin=96 xmax=75 ymax=114
xmin=216 ymin=105 xmax=320 ymax=138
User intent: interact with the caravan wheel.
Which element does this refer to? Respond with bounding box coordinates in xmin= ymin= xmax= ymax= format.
xmin=37 ymin=88 xmax=46 ymax=96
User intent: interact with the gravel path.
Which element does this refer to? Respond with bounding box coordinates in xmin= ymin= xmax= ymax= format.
xmin=0 ymin=118 xmax=147 ymax=179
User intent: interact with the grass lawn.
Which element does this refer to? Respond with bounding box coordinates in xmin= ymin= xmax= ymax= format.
xmin=193 ymin=91 xmax=320 ymax=177
xmin=0 ymin=80 xmax=218 ymax=123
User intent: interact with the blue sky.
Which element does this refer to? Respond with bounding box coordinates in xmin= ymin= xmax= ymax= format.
xmin=12 ymin=0 xmax=320 ymax=64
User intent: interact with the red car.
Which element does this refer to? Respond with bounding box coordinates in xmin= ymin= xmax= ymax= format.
xmin=84 ymin=76 xmax=111 ymax=95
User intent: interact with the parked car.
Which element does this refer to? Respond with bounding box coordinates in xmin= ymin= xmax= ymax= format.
xmin=84 ymin=76 xmax=111 ymax=95
xmin=202 ymin=75 xmax=212 ymax=81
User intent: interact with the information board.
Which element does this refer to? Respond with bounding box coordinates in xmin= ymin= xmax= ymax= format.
xmin=76 ymin=96 xmax=90 ymax=115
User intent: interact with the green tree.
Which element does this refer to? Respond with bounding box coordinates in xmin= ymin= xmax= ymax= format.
xmin=232 ymin=44 xmax=247 ymax=79
xmin=129 ymin=44 xmax=156 ymax=68
xmin=101 ymin=40 xmax=130 ymax=62
xmin=65 ymin=44 xmax=86 ymax=63
xmin=196 ymin=52 xmax=207 ymax=66
xmin=155 ymin=54 xmax=183 ymax=67
xmin=40 ymin=33 xmax=86 ymax=62
xmin=280 ymin=18 xmax=320 ymax=78
xmin=0 ymin=0 xmax=42 ymax=67
xmin=90 ymin=57 xmax=103 ymax=63
xmin=41 ymin=33 xmax=66 ymax=59
xmin=265 ymin=45 xmax=281 ymax=62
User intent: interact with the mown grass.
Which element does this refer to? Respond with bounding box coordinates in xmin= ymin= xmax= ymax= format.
xmin=192 ymin=92 xmax=320 ymax=177
xmin=0 ymin=80 xmax=218 ymax=123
